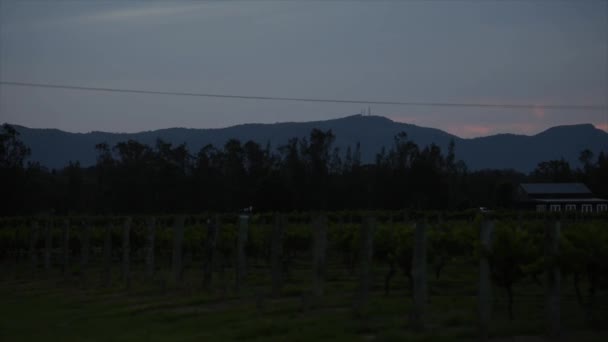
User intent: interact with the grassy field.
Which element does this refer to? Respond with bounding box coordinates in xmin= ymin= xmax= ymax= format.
xmin=1 ymin=253 xmax=607 ymax=342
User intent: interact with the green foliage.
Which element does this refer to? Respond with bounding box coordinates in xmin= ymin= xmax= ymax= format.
xmin=284 ymin=222 xmax=312 ymax=257
xmin=560 ymin=222 xmax=608 ymax=276
xmin=486 ymin=222 xmax=543 ymax=320
xmin=490 ymin=223 xmax=539 ymax=287
xmin=2 ymin=214 xmax=608 ymax=339
xmin=560 ymin=221 xmax=608 ymax=322
xmin=428 ymin=222 xmax=474 ymax=279
xmin=374 ymin=222 xmax=415 ymax=294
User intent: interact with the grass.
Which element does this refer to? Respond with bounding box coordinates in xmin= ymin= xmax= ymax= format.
xmin=1 ymin=256 xmax=607 ymax=341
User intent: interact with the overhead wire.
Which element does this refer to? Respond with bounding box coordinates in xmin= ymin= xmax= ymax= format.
xmin=1 ymin=81 xmax=606 ymax=111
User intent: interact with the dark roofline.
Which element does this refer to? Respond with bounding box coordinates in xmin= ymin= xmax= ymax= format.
xmin=519 ymin=183 xmax=592 ymax=195
xmin=527 ymin=198 xmax=608 ymax=203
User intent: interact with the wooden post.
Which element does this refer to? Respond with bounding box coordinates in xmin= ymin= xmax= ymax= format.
xmin=355 ymin=216 xmax=375 ymax=311
xmin=29 ymin=221 xmax=39 ymax=271
xmin=62 ymin=219 xmax=70 ymax=276
xmin=479 ymin=220 xmax=494 ymax=341
xmin=235 ymin=214 xmax=249 ymax=294
xmin=44 ymin=221 xmax=52 ymax=272
xmin=203 ymin=216 xmax=218 ymax=290
xmin=271 ymin=213 xmax=285 ymax=297
xmin=517 ymin=211 xmax=523 ymax=231
xmin=101 ymin=223 xmax=113 ymax=287
xmin=145 ymin=217 xmax=156 ymax=279
xmin=12 ymin=221 xmax=20 ymax=269
xmin=312 ymin=215 xmax=327 ymax=298
xmin=545 ymin=220 xmax=561 ymax=338
xmin=122 ymin=217 xmax=131 ymax=288
xmin=410 ymin=221 xmax=428 ymax=331
xmin=216 ymin=217 xmax=228 ymax=297
xmin=80 ymin=221 xmax=90 ymax=268
xmin=172 ymin=216 xmax=185 ymax=284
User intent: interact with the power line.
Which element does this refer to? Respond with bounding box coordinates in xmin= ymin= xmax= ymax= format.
xmin=1 ymin=80 xmax=606 ymax=111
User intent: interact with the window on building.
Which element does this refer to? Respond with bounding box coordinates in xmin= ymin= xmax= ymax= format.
xmin=550 ymin=204 xmax=561 ymax=212
xmin=536 ymin=204 xmax=546 ymax=212
xmin=597 ymin=204 xmax=608 ymax=212
xmin=582 ymin=204 xmax=593 ymax=213
xmin=565 ymin=204 xmax=576 ymax=212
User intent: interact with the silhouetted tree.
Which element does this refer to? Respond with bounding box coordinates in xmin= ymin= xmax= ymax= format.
xmin=2 ymin=125 xmax=606 ymax=215
xmin=0 ymin=124 xmax=31 ymax=215
xmin=531 ymin=159 xmax=574 ymax=182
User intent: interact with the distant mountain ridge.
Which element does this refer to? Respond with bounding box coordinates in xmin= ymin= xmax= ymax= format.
xmin=7 ymin=115 xmax=608 ymax=172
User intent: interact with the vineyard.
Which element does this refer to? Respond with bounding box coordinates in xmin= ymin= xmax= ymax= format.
xmin=1 ymin=211 xmax=607 ymax=341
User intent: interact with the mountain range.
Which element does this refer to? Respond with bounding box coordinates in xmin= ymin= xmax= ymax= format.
xmin=8 ymin=115 xmax=608 ymax=172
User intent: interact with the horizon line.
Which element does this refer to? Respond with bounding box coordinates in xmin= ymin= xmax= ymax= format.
xmin=4 ymin=114 xmax=606 ymax=139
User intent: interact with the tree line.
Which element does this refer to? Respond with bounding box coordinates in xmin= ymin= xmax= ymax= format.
xmin=1 ymin=123 xmax=607 ymax=215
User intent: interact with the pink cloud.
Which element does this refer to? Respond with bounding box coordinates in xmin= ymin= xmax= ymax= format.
xmin=596 ymin=123 xmax=608 ymax=132
xmin=533 ymin=105 xmax=545 ymax=119
xmin=501 ymin=123 xmax=540 ymax=135
xmin=447 ymin=125 xmax=494 ymax=138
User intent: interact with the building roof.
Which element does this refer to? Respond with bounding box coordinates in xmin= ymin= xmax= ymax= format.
xmin=520 ymin=183 xmax=592 ymax=195
xmin=534 ymin=198 xmax=608 ymax=203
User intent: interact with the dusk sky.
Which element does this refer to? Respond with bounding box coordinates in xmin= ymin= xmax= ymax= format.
xmin=0 ymin=0 xmax=606 ymax=138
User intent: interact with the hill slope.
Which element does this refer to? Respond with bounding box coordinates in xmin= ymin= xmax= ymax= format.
xmin=9 ymin=115 xmax=608 ymax=172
